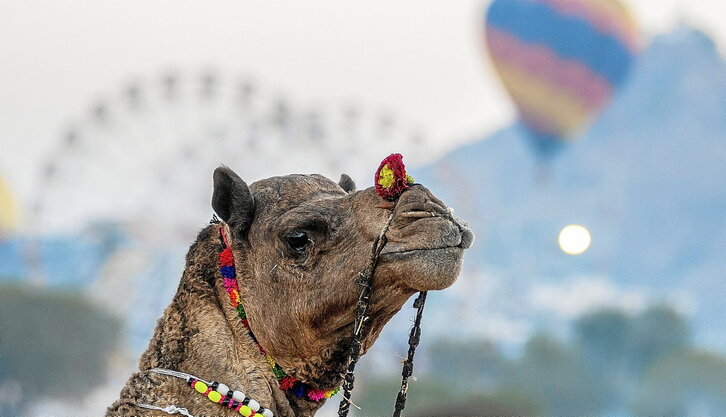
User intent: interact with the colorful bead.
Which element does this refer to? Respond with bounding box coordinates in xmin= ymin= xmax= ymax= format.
xmin=194 ymin=381 xmax=208 ymax=394
xmin=239 ymin=405 xmax=252 ymax=416
xmin=208 ymin=390 xmax=222 ymax=403
xmin=232 ymin=390 xmax=245 ymax=402
xmin=261 ymin=409 xmax=274 ymax=417
xmin=216 ymin=383 xmax=230 ymax=396
xmin=248 ymin=399 xmax=260 ymax=411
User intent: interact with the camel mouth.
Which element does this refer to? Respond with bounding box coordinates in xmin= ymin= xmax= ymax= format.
xmin=379 ymin=211 xmax=474 ymax=255
xmin=381 ymin=245 xmax=463 ymax=258
xmin=378 ymin=246 xmax=465 ymax=291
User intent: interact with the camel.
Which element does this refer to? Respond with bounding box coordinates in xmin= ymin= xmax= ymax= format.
xmin=107 ymin=166 xmax=473 ymax=417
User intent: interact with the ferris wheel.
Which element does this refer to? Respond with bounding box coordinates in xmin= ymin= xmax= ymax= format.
xmin=32 ymin=69 xmax=429 ymax=238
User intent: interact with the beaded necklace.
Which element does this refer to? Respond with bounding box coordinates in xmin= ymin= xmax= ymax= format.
xmin=218 ymin=225 xmax=340 ymax=402
xmin=138 ymin=367 xmax=275 ymax=417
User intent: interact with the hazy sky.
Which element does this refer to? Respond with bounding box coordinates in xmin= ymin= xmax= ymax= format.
xmin=1 ymin=0 xmax=724 ymax=212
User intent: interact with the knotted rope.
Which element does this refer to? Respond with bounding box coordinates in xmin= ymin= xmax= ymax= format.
xmin=337 ymin=212 xmax=394 ymax=416
xmin=337 ymin=209 xmax=429 ymax=417
xmin=393 ymin=290 xmax=427 ymax=417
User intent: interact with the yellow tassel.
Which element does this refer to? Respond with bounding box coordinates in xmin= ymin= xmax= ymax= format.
xmin=377 ymin=165 xmax=395 ymax=188
xmin=265 ymin=354 xmax=276 ymax=368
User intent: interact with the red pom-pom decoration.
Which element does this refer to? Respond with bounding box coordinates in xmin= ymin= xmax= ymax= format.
xmin=279 ymin=376 xmax=298 ymax=390
xmin=374 ymin=153 xmax=414 ymax=200
xmin=219 ymin=248 xmax=235 ymax=266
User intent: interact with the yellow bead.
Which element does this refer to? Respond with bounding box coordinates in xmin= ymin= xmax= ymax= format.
xmin=207 ymin=391 xmax=222 ymax=403
xmin=194 ymin=381 xmax=208 ymax=394
xmin=324 ymin=391 xmax=332 ymax=398
xmin=239 ymin=405 xmax=252 ymax=416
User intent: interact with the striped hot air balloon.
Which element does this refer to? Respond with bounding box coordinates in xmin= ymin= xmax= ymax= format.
xmin=485 ymin=0 xmax=640 ymax=156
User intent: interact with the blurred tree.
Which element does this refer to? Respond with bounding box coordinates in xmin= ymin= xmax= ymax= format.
xmin=353 ymin=375 xmax=456 ymax=417
xmin=0 ymin=283 xmax=120 ymax=415
xmin=503 ymin=334 xmax=614 ymax=416
xmin=409 ymin=390 xmax=540 ymax=417
xmin=427 ymin=338 xmax=510 ymax=391
xmin=575 ymin=308 xmax=630 ymax=369
xmin=353 ymin=308 xmax=709 ymax=417
xmin=574 ymin=307 xmax=631 ymax=406
xmin=575 ymin=306 xmax=691 ymax=377
xmin=626 ymin=305 xmax=690 ymax=375
xmin=631 ymin=351 xmax=726 ymax=416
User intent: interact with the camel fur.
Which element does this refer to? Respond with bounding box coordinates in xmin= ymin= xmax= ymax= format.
xmin=107 ymin=167 xmax=473 ymax=417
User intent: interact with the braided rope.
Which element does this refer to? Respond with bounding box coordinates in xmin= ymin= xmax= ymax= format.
xmin=337 ymin=208 xmax=429 ymax=417
xmin=337 ymin=212 xmax=395 ymax=417
xmin=393 ymin=290 xmax=427 ymax=417
xmin=148 ymin=368 xmax=209 ymax=384
xmin=136 ymin=403 xmax=196 ymax=417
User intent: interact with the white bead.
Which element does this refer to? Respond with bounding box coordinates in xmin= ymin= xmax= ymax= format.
xmin=216 ymin=383 xmax=229 ymax=395
xmin=248 ymin=399 xmax=260 ymax=411
xmin=232 ymin=391 xmax=245 ymax=402
xmin=261 ymin=409 xmax=274 ymax=417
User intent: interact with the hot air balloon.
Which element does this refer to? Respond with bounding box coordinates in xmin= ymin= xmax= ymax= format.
xmin=484 ymin=0 xmax=640 ymax=157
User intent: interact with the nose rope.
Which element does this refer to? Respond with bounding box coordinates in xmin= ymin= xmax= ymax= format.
xmin=337 ymin=210 xmax=395 ymax=416
xmin=393 ymin=290 xmax=427 ymax=417
xmin=337 ymin=206 xmax=429 ymax=417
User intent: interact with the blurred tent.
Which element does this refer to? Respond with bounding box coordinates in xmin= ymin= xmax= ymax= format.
xmin=0 ymin=174 xmax=18 ymax=233
xmin=484 ymin=0 xmax=640 ymax=159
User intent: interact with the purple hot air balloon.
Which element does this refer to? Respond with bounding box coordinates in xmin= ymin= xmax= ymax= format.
xmin=484 ymin=0 xmax=640 ymax=156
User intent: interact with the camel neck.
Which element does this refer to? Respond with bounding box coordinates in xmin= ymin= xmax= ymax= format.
xmin=217 ymin=225 xmax=340 ymax=403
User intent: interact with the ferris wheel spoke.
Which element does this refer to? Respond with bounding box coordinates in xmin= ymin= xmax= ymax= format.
xmin=34 ymin=70 xmax=429 ymax=237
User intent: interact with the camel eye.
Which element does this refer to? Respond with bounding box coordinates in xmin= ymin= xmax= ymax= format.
xmin=284 ymin=231 xmax=310 ymax=253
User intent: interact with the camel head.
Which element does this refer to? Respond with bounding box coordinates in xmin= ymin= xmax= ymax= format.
xmin=211 ymin=166 xmax=473 ymax=390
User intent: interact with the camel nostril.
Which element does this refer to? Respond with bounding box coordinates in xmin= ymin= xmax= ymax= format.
xmin=398 ymin=201 xmax=448 ymax=217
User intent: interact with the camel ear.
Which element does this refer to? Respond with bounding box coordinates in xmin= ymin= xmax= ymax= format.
xmin=338 ymin=173 xmax=356 ymax=193
xmin=212 ymin=166 xmax=255 ymax=235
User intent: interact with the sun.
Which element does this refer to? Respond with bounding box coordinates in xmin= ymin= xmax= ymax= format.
xmin=558 ymin=225 xmax=591 ymax=255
